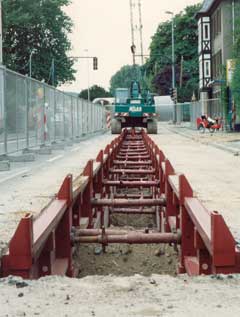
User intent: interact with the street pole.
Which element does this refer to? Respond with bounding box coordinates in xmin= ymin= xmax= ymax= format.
xmin=166 ymin=11 xmax=175 ymax=89
xmin=29 ymin=51 xmax=34 ymax=78
xmin=84 ymin=49 xmax=90 ymax=103
xmin=232 ymin=0 xmax=235 ymax=45
xmin=166 ymin=11 xmax=176 ymax=122
xmin=171 ymin=16 xmax=175 ymax=89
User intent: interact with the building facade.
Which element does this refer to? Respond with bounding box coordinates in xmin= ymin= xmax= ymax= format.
xmin=197 ymin=0 xmax=239 ymax=102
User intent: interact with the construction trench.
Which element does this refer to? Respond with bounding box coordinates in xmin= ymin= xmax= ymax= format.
xmin=1 ymin=129 xmax=240 ymax=278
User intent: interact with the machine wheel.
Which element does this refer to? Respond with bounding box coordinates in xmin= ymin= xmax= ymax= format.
xmin=147 ymin=120 xmax=158 ymax=134
xmin=111 ymin=119 xmax=122 ymax=134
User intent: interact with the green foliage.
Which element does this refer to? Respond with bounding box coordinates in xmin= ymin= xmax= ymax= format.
xmin=146 ymin=3 xmax=201 ymax=101
xmin=231 ymin=16 xmax=240 ymax=118
xmin=2 ymin=0 xmax=76 ymax=85
xmin=79 ymin=85 xmax=112 ymax=101
xmin=110 ymin=65 xmax=147 ymax=95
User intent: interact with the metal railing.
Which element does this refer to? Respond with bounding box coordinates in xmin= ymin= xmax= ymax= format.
xmin=0 ymin=66 xmax=107 ymax=156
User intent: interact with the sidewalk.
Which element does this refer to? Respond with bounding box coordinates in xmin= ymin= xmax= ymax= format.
xmin=153 ymin=124 xmax=240 ymax=243
xmin=167 ymin=122 xmax=240 ymax=155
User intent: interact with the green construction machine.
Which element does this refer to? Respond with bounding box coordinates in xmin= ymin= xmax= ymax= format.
xmin=111 ymin=81 xmax=158 ymax=134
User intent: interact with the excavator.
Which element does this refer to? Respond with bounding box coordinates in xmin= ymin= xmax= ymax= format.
xmin=111 ymin=81 xmax=158 ymax=134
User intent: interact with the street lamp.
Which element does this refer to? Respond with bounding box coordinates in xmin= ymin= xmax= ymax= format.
xmin=165 ymin=11 xmax=175 ymax=90
xmin=165 ymin=11 xmax=176 ymax=123
xmin=84 ymin=49 xmax=90 ymax=103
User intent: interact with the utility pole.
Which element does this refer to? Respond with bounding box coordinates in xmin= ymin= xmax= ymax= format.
xmin=84 ymin=49 xmax=90 ymax=103
xmin=129 ymin=0 xmax=136 ymax=65
xmin=165 ymin=11 xmax=176 ymax=121
xmin=180 ymin=56 xmax=184 ymax=88
xmin=232 ymin=0 xmax=235 ymax=44
xmin=138 ymin=0 xmax=144 ymax=65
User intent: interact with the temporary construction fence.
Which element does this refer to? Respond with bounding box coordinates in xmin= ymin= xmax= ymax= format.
xmin=0 ymin=66 xmax=107 ymax=156
xmin=175 ymin=99 xmax=223 ymax=128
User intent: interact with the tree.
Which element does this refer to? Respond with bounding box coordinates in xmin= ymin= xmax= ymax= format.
xmin=110 ymin=65 xmax=147 ymax=94
xmin=2 ymin=0 xmax=75 ymax=86
xmin=146 ymin=4 xmax=201 ymax=102
xmin=231 ymin=7 xmax=240 ymax=117
xmin=79 ymin=85 xmax=112 ymax=101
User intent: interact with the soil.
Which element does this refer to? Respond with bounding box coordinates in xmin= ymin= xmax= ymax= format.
xmin=75 ymin=242 xmax=178 ymax=278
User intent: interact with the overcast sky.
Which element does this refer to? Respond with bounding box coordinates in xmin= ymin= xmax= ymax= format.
xmin=62 ymin=0 xmax=201 ymax=93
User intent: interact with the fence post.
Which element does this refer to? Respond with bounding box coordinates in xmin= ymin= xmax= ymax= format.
xmin=71 ymin=96 xmax=74 ymax=140
xmin=63 ymin=94 xmax=66 ymax=141
xmin=42 ymin=85 xmax=46 ymax=147
xmin=53 ymin=89 xmax=56 ymax=143
xmin=25 ymin=76 xmax=29 ymax=150
xmin=3 ymin=67 xmax=7 ymax=155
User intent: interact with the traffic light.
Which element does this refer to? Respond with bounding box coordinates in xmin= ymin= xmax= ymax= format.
xmin=173 ymin=88 xmax=177 ymax=103
xmin=169 ymin=88 xmax=177 ymax=103
xmin=93 ymin=57 xmax=98 ymax=70
xmin=131 ymin=44 xmax=136 ymax=54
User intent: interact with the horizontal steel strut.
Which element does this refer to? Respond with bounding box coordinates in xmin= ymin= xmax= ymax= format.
xmin=103 ymin=180 xmax=160 ymax=187
xmin=91 ymin=198 xmax=166 ymax=207
xmin=74 ymin=232 xmax=181 ymax=244
xmin=109 ymin=168 xmax=156 ymax=174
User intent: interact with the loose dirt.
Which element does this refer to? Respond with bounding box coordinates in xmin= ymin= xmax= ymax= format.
xmin=75 ymin=242 xmax=177 ymax=278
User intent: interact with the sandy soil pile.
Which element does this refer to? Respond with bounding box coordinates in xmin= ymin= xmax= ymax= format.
xmin=0 ymin=274 xmax=240 ymax=316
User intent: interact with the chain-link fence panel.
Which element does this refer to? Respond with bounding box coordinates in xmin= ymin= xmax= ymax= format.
xmin=207 ymin=99 xmax=222 ymax=118
xmin=5 ymin=71 xmax=28 ymax=153
xmin=176 ymin=103 xmax=190 ymax=124
xmin=77 ymin=99 xmax=83 ymax=137
xmin=28 ymin=79 xmax=45 ymax=148
xmin=0 ymin=67 xmax=5 ymax=155
xmin=63 ymin=95 xmax=73 ymax=140
xmin=190 ymin=102 xmax=202 ymax=128
xmin=0 ymin=67 xmax=107 ymax=156
xmin=82 ymin=100 xmax=88 ymax=135
xmin=72 ymin=97 xmax=78 ymax=138
xmin=44 ymin=86 xmax=55 ymax=144
xmin=55 ymin=91 xmax=64 ymax=141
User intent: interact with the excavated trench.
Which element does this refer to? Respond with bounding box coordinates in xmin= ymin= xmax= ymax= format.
xmin=73 ymin=131 xmax=178 ymax=278
xmin=74 ymin=228 xmax=178 ymax=278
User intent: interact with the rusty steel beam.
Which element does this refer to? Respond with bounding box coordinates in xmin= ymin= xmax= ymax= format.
xmin=118 ymin=152 xmax=149 ymax=156
xmin=113 ymin=160 xmax=152 ymax=165
xmin=109 ymin=168 xmax=156 ymax=175
xmin=114 ymin=194 xmax=153 ymax=199
xmin=111 ymin=208 xmax=155 ymax=214
xmin=120 ymin=148 xmax=146 ymax=152
xmin=75 ymin=229 xmax=129 ymax=236
xmin=119 ymin=150 xmax=148 ymax=155
xmin=91 ymin=198 xmax=166 ymax=207
xmin=74 ymin=232 xmax=181 ymax=244
xmin=103 ymin=180 xmax=160 ymax=187
xmin=118 ymin=177 xmax=149 ymax=181
xmin=116 ymin=155 xmax=150 ymax=160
